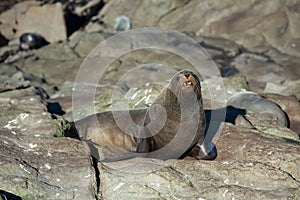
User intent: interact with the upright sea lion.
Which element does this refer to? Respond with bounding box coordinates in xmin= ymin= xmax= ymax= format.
xmin=137 ymin=70 xmax=205 ymax=153
xmin=66 ymin=70 xmax=215 ymax=161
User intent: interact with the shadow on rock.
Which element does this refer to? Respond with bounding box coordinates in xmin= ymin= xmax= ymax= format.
xmin=0 ymin=190 xmax=22 ymax=200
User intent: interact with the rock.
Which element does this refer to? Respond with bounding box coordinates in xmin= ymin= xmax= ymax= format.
xmin=73 ymin=0 xmax=104 ymax=17
xmin=1 ymin=1 xmax=299 ymax=199
xmin=35 ymin=42 xmax=78 ymax=61
xmin=0 ymin=131 xmax=97 ymax=200
xmin=0 ymin=34 xmax=8 ymax=48
xmin=114 ymin=15 xmax=131 ymax=32
xmin=0 ymin=1 xmax=67 ymax=43
xmin=0 ymin=64 xmax=19 ymax=78
xmin=98 ymin=123 xmax=300 ymax=199
xmin=17 ymin=2 xmax=67 ymax=43
xmin=72 ymin=31 xmax=110 ymax=57
xmin=0 ymin=86 xmax=97 ymax=199
xmin=235 ymin=111 xmax=299 ymax=141
xmin=124 ymin=82 xmax=165 ymax=108
xmin=0 ymin=72 xmax=31 ymax=93
xmin=227 ymin=92 xmax=289 ymax=128
xmin=0 ymin=40 xmax=21 ymax=63
xmin=263 ymin=93 xmax=300 ymax=134
xmin=19 ymin=55 xmax=82 ymax=88
xmin=231 ymin=53 xmax=291 ymax=92
xmin=202 ymin=75 xmax=250 ymax=108
xmin=85 ymin=0 xmax=189 ymax=32
xmin=90 ymin=0 xmax=300 ymax=79
xmin=0 ymin=0 xmax=22 ymax=14
xmin=264 ymin=79 xmax=300 ymax=100
xmin=0 ymin=1 xmax=40 ymax=40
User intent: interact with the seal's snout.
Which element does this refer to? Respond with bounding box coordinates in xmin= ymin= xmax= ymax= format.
xmin=182 ymin=71 xmax=193 ymax=86
xmin=180 ymin=71 xmax=195 ymax=87
xmin=183 ymin=71 xmax=192 ymax=78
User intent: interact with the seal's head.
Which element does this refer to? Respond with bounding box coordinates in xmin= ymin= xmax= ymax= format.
xmin=166 ymin=70 xmax=202 ymax=107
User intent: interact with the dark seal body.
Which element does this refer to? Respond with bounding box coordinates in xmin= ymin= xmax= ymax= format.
xmin=67 ymin=70 xmax=210 ymax=161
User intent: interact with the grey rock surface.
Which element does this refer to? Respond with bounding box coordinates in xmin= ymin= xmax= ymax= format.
xmin=90 ymin=0 xmax=300 ymax=90
xmin=0 ymin=1 xmax=300 ymax=199
xmin=265 ymin=79 xmax=300 ymax=100
xmin=0 ymin=83 xmax=97 ymax=199
xmin=99 ymin=123 xmax=300 ymax=199
xmin=0 ymin=1 xmax=67 ymax=43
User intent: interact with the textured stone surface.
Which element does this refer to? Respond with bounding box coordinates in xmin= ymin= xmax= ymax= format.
xmin=0 ymin=85 xmax=97 ymax=199
xmin=17 ymin=2 xmax=67 ymax=43
xmin=0 ymin=1 xmax=40 ymax=40
xmin=263 ymin=93 xmax=300 ymax=134
xmin=99 ymin=124 xmax=300 ymax=199
xmin=90 ymin=0 xmax=300 ymax=86
xmin=1 ymin=1 xmax=300 ymax=199
xmin=265 ymin=79 xmax=300 ymax=100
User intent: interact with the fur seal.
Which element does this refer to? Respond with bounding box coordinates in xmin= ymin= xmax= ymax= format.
xmin=19 ymin=33 xmax=48 ymax=50
xmin=67 ymin=70 xmax=216 ymax=162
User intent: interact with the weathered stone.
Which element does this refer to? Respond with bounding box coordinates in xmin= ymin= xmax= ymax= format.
xmin=86 ymin=0 xmax=190 ymax=32
xmin=202 ymin=75 xmax=250 ymax=108
xmin=0 ymin=34 xmax=8 ymax=47
xmin=263 ymin=93 xmax=300 ymax=134
xmin=0 ymin=86 xmax=97 ymax=199
xmin=35 ymin=42 xmax=78 ymax=61
xmin=92 ymin=0 xmax=300 ymax=79
xmin=73 ymin=0 xmax=104 ymax=17
xmin=265 ymin=79 xmax=300 ymax=100
xmin=1 ymin=1 xmax=300 ymax=199
xmin=17 ymin=2 xmax=67 ymax=43
xmin=19 ymin=57 xmax=82 ymax=87
xmin=235 ymin=111 xmax=299 ymax=142
xmin=98 ymin=124 xmax=300 ymax=199
xmin=73 ymin=32 xmax=108 ymax=57
xmin=0 ymin=72 xmax=31 ymax=93
xmin=0 ymin=131 xmax=97 ymax=200
xmin=0 ymin=1 xmax=40 ymax=40
xmin=231 ymin=53 xmax=291 ymax=92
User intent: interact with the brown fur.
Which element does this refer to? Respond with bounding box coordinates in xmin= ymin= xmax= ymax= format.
xmin=67 ymin=70 xmax=206 ymax=161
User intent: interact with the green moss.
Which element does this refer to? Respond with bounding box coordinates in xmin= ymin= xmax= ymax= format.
xmin=54 ymin=119 xmax=72 ymax=137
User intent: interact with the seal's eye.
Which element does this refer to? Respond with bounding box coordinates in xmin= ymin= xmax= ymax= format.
xmin=176 ymin=76 xmax=180 ymax=81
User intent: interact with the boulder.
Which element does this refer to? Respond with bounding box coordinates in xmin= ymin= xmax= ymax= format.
xmin=0 ymin=84 xmax=97 ymax=199
xmin=99 ymin=123 xmax=300 ymax=199
xmin=17 ymin=2 xmax=67 ymax=43
xmin=0 ymin=1 xmax=67 ymax=43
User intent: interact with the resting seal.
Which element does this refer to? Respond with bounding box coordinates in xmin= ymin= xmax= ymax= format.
xmin=66 ymin=70 xmax=215 ymax=161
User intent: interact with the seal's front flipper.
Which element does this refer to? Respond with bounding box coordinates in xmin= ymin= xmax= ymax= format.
xmin=191 ymin=142 xmax=217 ymax=160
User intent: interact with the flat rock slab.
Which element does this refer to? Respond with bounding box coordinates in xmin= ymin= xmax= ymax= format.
xmin=0 ymin=1 xmax=67 ymax=42
xmin=17 ymin=2 xmax=67 ymax=43
xmin=0 ymin=132 xmax=96 ymax=200
xmin=0 ymin=86 xmax=97 ymax=199
xmin=98 ymin=124 xmax=300 ymax=199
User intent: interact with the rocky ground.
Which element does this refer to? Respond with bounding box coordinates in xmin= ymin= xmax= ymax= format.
xmin=0 ymin=0 xmax=299 ymax=199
